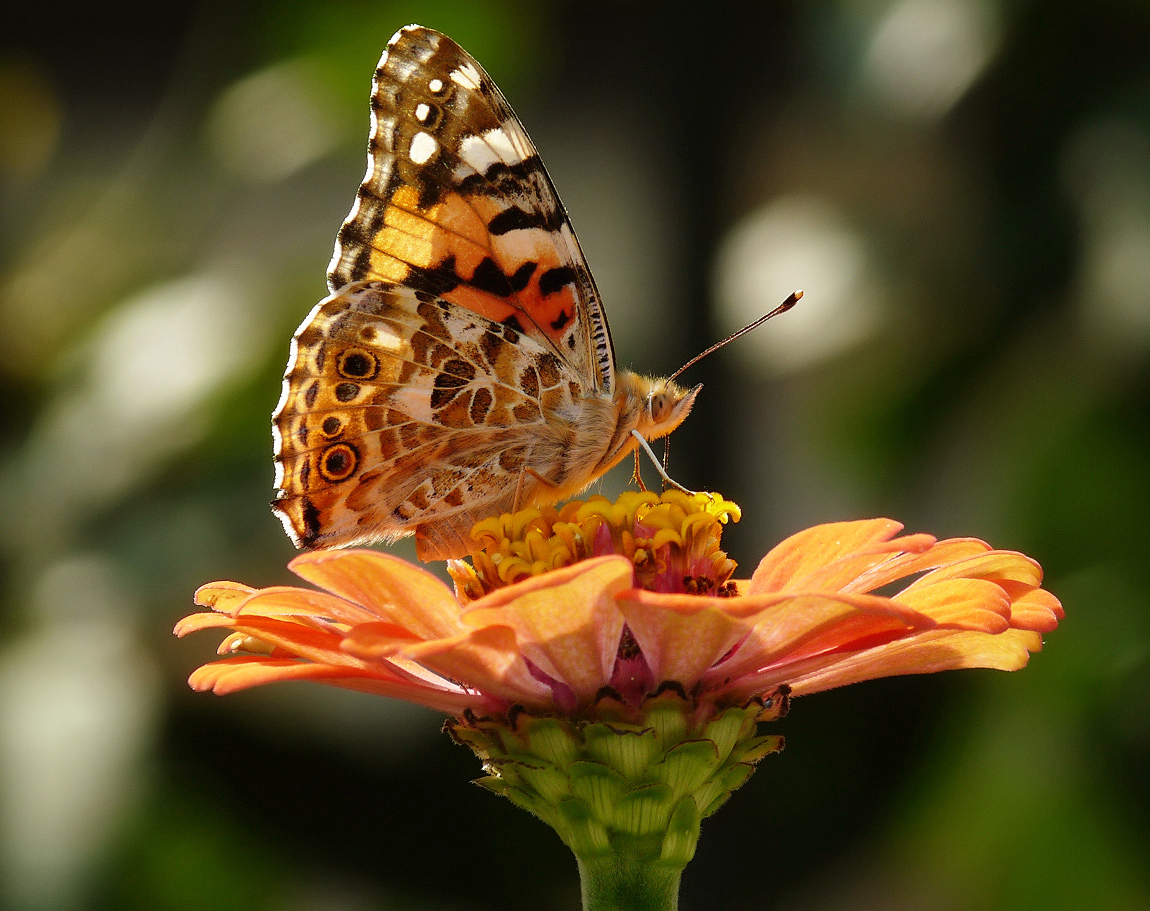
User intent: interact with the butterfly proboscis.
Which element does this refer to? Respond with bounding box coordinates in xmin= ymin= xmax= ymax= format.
xmin=633 ymin=289 xmax=803 ymax=493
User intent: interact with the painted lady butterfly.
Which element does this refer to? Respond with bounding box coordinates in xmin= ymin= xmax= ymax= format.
xmin=272 ymin=25 xmax=700 ymax=560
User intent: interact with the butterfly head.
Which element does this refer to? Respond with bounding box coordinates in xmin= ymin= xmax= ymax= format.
xmin=625 ymin=374 xmax=702 ymax=441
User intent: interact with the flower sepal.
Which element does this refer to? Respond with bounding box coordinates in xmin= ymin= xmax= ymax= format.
xmin=445 ymin=685 xmax=787 ymax=876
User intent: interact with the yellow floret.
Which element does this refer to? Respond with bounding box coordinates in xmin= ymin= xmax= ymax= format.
xmin=451 ymin=490 xmax=740 ymax=599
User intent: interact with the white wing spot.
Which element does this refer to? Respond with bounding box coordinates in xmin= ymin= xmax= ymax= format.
xmin=483 ymin=127 xmax=522 ymax=164
xmin=409 ymin=131 xmax=439 ymax=165
xmin=374 ymin=323 xmax=407 ymax=355
xmin=459 ymin=133 xmax=499 ymax=173
xmin=450 ymin=62 xmax=482 ymax=90
xmin=415 ymin=102 xmax=430 ymax=122
xmin=428 ymin=77 xmax=444 ymax=93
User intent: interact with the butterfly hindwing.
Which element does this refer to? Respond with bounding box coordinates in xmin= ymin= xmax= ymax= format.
xmin=272 ymin=280 xmax=589 ymax=558
xmin=328 ymin=25 xmax=616 ymax=393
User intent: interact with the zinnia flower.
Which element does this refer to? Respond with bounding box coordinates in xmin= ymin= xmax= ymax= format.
xmin=177 ymin=491 xmax=1061 ymax=908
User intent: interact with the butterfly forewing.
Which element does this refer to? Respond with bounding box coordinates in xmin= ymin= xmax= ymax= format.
xmin=328 ymin=25 xmax=616 ymax=392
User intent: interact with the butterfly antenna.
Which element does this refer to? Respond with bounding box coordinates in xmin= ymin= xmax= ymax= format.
xmin=668 ymin=290 xmax=802 ymax=382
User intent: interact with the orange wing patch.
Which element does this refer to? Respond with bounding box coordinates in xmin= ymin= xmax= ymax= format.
xmin=328 ymin=25 xmax=615 ymax=393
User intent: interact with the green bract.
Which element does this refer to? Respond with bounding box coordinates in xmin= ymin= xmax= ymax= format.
xmin=446 ymin=687 xmax=786 ymax=869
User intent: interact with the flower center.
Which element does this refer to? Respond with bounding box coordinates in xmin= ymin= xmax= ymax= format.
xmin=450 ymin=490 xmax=741 ymax=599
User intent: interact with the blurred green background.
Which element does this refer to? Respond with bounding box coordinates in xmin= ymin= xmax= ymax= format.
xmin=1 ymin=1 xmax=1147 ymax=909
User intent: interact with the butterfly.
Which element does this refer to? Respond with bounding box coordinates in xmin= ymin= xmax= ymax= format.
xmin=272 ymin=24 xmax=699 ymax=561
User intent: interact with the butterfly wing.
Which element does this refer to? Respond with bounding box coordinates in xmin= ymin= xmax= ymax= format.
xmin=273 ymin=281 xmax=594 ymax=560
xmin=328 ymin=24 xmax=616 ymax=393
xmin=273 ymin=25 xmax=630 ymax=559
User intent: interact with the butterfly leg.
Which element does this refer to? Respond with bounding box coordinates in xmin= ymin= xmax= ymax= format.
xmin=631 ymin=450 xmax=648 ymax=493
xmin=512 ymin=468 xmax=530 ymax=512
xmin=630 ymin=430 xmax=697 ymax=496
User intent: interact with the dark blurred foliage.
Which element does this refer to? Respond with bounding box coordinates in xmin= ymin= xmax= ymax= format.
xmin=1 ymin=1 xmax=1148 ymax=909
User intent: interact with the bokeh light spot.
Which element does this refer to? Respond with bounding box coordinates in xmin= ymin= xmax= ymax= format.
xmin=714 ymin=196 xmax=883 ymax=374
xmin=863 ymin=0 xmax=1000 ymax=120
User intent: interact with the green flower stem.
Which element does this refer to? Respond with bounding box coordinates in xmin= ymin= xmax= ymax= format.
xmin=446 ymin=690 xmax=788 ymax=911
xmin=578 ymin=854 xmax=681 ymax=911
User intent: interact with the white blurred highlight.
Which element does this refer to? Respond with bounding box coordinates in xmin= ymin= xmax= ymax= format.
xmin=208 ymin=60 xmax=339 ymax=182
xmin=0 ymin=556 xmax=159 ymax=911
xmin=714 ymin=196 xmax=883 ymax=374
xmin=864 ymin=0 xmax=999 ymax=120
xmin=2 ymin=266 xmax=273 ymax=552
xmin=91 ymin=271 xmax=263 ymax=427
xmin=1062 ymin=119 xmax=1150 ymax=356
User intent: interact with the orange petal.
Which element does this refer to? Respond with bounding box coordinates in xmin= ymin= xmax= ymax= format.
xmin=189 ymin=656 xmax=377 ymax=693
xmin=234 ymin=586 xmax=380 ymax=626
xmin=748 ymin=519 xmax=930 ymax=594
xmin=289 ymin=549 xmax=465 ymax=638
xmin=194 ymin=580 xmax=257 ymax=612
xmin=907 ymin=549 xmax=1043 ymax=590
xmin=1008 ymin=587 xmax=1064 ymax=632
xmin=705 ymin=592 xmax=935 ymax=682
xmin=461 ymin=556 xmax=633 ymax=702
xmin=218 ymin=614 xmax=362 ymax=669
xmin=216 ymin=631 xmax=277 ymax=656
xmin=188 ymin=656 xmax=478 ymax=713
xmin=829 ymin=537 xmax=992 ymax=594
xmin=893 ymin=578 xmax=1011 ymax=632
xmin=341 ymin=621 xmax=424 ymax=659
xmin=617 ymin=591 xmax=750 ymax=689
xmin=174 ymin=611 xmax=238 ymax=637
xmin=780 ymin=627 xmax=1044 ymax=697
xmin=403 ymin=625 xmax=556 ymax=709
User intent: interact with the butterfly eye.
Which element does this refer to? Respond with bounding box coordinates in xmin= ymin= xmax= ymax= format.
xmin=648 ymin=392 xmax=671 ymax=423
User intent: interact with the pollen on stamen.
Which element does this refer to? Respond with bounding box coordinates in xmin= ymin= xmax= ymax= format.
xmin=448 ymin=490 xmax=741 ymax=601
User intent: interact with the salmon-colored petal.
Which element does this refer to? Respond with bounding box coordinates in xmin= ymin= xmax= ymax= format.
xmin=231 ymin=586 xmax=378 ymax=626
xmin=289 ymin=549 xmax=464 ymax=638
xmin=403 ymin=625 xmax=556 ymax=709
xmin=833 ymin=538 xmax=992 ymax=594
xmin=907 ymin=550 xmax=1043 ymax=591
xmin=188 ymin=656 xmax=478 ymax=713
xmin=216 ymin=631 xmax=279 ymax=657
xmin=189 ymin=656 xmax=382 ymax=693
xmin=1008 ymin=588 xmax=1064 ymax=633
xmin=382 ymin=654 xmax=473 ymax=691
xmin=748 ymin=519 xmax=927 ymax=594
xmin=705 ymin=592 xmax=935 ymax=682
xmin=174 ymin=611 xmax=238 ymax=636
xmin=781 ymin=627 xmax=1044 ymax=697
xmin=325 ymin=675 xmax=482 ymax=713
xmin=463 ymin=555 xmax=633 ymax=612
xmin=783 ymin=534 xmax=940 ymax=593
xmin=217 ymin=614 xmax=363 ymax=669
xmin=617 ymin=591 xmax=751 ymax=688
xmin=461 ymin=556 xmax=632 ymax=702
xmin=341 ymin=621 xmax=424 ymax=658
xmin=194 ymin=580 xmax=257 ymax=612
xmin=893 ymin=578 xmax=1011 ymax=632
